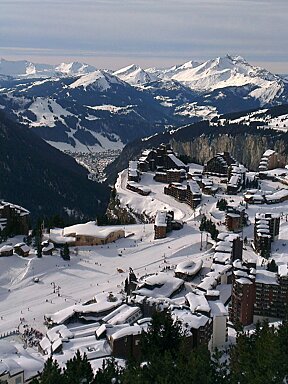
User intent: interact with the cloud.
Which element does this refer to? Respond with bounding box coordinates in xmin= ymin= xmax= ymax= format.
xmin=0 ymin=0 xmax=287 ymax=72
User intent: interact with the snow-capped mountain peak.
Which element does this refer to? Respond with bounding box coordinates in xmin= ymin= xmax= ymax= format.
xmin=0 ymin=58 xmax=97 ymax=78
xmin=145 ymin=60 xmax=201 ymax=80
xmin=169 ymin=59 xmax=201 ymax=73
xmin=55 ymin=61 xmax=96 ymax=76
xmin=113 ymin=64 xmax=156 ymax=86
xmin=0 ymin=58 xmax=38 ymax=76
xmin=169 ymin=54 xmax=284 ymax=104
xmin=1 ymin=55 xmax=288 ymax=154
xmin=69 ymin=70 xmax=123 ymax=91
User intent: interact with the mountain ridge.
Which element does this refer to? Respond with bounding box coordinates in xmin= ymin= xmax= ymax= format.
xmin=0 ymin=111 xmax=109 ymax=220
xmin=1 ymin=55 xmax=288 ymax=153
xmin=105 ymin=104 xmax=288 ymax=182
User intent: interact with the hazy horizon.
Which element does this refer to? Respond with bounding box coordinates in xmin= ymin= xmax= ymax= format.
xmin=1 ymin=0 xmax=288 ymax=73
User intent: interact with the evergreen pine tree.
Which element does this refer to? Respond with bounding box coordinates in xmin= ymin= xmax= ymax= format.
xmin=61 ymin=243 xmax=70 ymax=261
xmin=267 ymin=259 xmax=278 ymax=272
xmin=277 ymin=319 xmax=288 ymax=376
xmin=37 ymin=357 xmax=63 ymax=384
xmin=230 ymin=321 xmax=284 ymax=384
xmin=63 ymin=350 xmax=94 ymax=384
xmin=93 ymin=358 xmax=123 ymax=384
xmin=140 ymin=311 xmax=183 ymax=360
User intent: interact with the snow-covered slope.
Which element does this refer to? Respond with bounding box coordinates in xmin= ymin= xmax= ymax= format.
xmin=171 ymin=55 xmax=284 ymax=104
xmin=55 ymin=61 xmax=96 ymax=76
xmin=69 ymin=70 xmax=123 ymax=91
xmin=218 ymin=105 xmax=288 ymax=132
xmin=1 ymin=55 xmax=288 ymax=154
xmin=0 ymin=58 xmax=53 ymax=77
xmin=0 ymin=58 xmax=96 ymax=78
xmin=146 ymin=60 xmax=200 ymax=79
xmin=113 ymin=64 xmax=156 ymax=86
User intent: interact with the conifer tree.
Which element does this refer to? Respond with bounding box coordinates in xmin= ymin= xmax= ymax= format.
xmin=37 ymin=241 xmax=42 ymax=258
xmin=61 ymin=243 xmax=70 ymax=261
xmin=140 ymin=310 xmax=183 ymax=360
xmin=93 ymin=358 xmax=123 ymax=384
xmin=35 ymin=357 xmax=62 ymax=384
xmin=267 ymin=259 xmax=278 ymax=272
xmin=63 ymin=350 xmax=94 ymax=384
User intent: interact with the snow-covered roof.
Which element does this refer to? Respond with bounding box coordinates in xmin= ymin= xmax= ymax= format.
xmin=171 ymin=308 xmax=210 ymax=330
xmin=46 ymin=293 xmax=123 ymax=325
xmin=0 ymin=341 xmax=44 ymax=380
xmin=278 ymin=264 xmax=288 ymax=278
xmin=0 ymin=201 xmax=30 ymax=215
xmin=213 ymin=252 xmax=231 ymax=264
xmin=197 ymin=275 xmax=218 ymax=291
xmin=45 ymin=306 xmax=76 ymax=325
xmin=187 ymin=180 xmax=201 ymax=194
xmin=128 ymin=161 xmax=138 ymax=171
xmin=51 ymin=338 xmax=62 ymax=353
xmin=185 ymin=292 xmax=210 ymax=313
xmin=155 ymin=211 xmax=167 ymax=227
xmin=167 ymin=168 xmax=184 ymax=173
xmin=175 ymin=259 xmax=203 ymax=276
xmin=217 ymin=232 xmax=229 ymax=241
xmin=128 ymin=170 xmax=138 ymax=177
xmin=135 ymin=272 xmax=184 ymax=298
xmin=226 ymin=212 xmax=240 ymax=218
xmin=234 ymin=269 xmax=249 ymax=278
xmin=265 ymin=189 xmax=288 ymax=201
xmin=14 ymin=244 xmax=30 ymax=253
xmin=42 ymin=243 xmax=54 ymax=252
xmin=209 ymin=300 xmax=228 ymax=316
xmin=110 ymin=324 xmax=143 ymax=340
xmin=64 ymin=221 xmax=125 ymax=238
xmin=168 ymin=154 xmax=186 ymax=168
xmin=228 ymin=175 xmax=240 ymax=186
xmin=102 ymin=304 xmax=141 ymax=325
xmin=256 ymin=222 xmax=270 ymax=229
xmin=0 ymin=245 xmax=13 ymax=252
xmin=233 ymin=259 xmax=248 ymax=270
xmin=263 ymin=149 xmax=275 ymax=157
xmin=46 ymin=324 xmax=73 ymax=343
xmin=201 ymin=178 xmax=213 ymax=186
xmin=236 ymin=277 xmax=253 ymax=285
xmin=216 ymin=240 xmax=232 ymax=248
xmin=0 ymin=341 xmax=18 ymax=356
xmin=256 ymin=270 xmax=278 ymax=285
xmin=127 ymin=181 xmax=151 ymax=193
xmin=257 ymin=228 xmax=270 ymax=234
xmin=256 ymin=212 xmax=280 ymax=219
xmin=0 ymin=358 xmax=22 ymax=376
xmin=39 ymin=337 xmax=51 ymax=354
xmin=214 ymin=245 xmax=232 ymax=253
xmin=211 ymin=263 xmax=232 ymax=274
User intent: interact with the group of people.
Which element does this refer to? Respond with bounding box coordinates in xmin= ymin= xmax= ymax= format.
xmin=22 ymin=325 xmax=43 ymax=348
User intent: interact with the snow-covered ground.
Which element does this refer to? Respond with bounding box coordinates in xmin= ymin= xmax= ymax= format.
xmin=0 ymin=221 xmax=206 ymax=336
xmin=2 ymin=164 xmax=288 ymax=337
xmin=1 ymin=163 xmax=288 ymax=377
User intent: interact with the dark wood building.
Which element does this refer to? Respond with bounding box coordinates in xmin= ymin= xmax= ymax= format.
xmin=0 ymin=200 xmax=30 ymax=236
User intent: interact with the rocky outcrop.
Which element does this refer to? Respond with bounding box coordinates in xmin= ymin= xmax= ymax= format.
xmin=171 ymin=133 xmax=288 ymax=170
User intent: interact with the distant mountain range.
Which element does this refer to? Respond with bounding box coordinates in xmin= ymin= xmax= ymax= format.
xmin=0 ymin=111 xmax=109 ymax=220
xmin=0 ymin=55 xmax=288 ymax=154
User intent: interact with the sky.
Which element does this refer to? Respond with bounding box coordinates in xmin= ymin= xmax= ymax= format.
xmin=1 ymin=0 xmax=288 ymax=73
